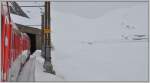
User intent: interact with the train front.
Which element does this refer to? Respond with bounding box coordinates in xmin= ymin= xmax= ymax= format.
xmin=1 ymin=2 xmax=31 ymax=81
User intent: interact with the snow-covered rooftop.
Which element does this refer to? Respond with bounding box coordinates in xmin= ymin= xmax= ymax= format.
xmin=10 ymin=2 xmax=44 ymax=29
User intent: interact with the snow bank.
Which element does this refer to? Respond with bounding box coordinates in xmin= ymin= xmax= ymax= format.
xmin=11 ymin=1 xmax=148 ymax=81
xmin=51 ymin=2 xmax=148 ymax=81
xmin=32 ymin=50 xmax=64 ymax=81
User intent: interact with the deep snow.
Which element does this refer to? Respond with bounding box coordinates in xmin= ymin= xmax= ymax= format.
xmin=50 ymin=2 xmax=148 ymax=81
xmin=17 ymin=50 xmax=64 ymax=81
xmin=10 ymin=1 xmax=149 ymax=81
xmin=34 ymin=50 xmax=64 ymax=81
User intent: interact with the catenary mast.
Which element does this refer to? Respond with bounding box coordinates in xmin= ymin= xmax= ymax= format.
xmin=42 ymin=1 xmax=55 ymax=75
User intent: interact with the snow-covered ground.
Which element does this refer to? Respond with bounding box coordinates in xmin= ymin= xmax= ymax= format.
xmin=50 ymin=2 xmax=148 ymax=81
xmin=10 ymin=1 xmax=148 ymax=82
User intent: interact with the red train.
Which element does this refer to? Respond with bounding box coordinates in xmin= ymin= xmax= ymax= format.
xmin=1 ymin=2 xmax=31 ymax=81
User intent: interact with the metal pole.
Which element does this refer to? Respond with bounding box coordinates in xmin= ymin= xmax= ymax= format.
xmin=42 ymin=1 xmax=55 ymax=75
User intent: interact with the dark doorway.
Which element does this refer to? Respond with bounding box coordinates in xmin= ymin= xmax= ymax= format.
xmin=27 ymin=33 xmax=36 ymax=54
